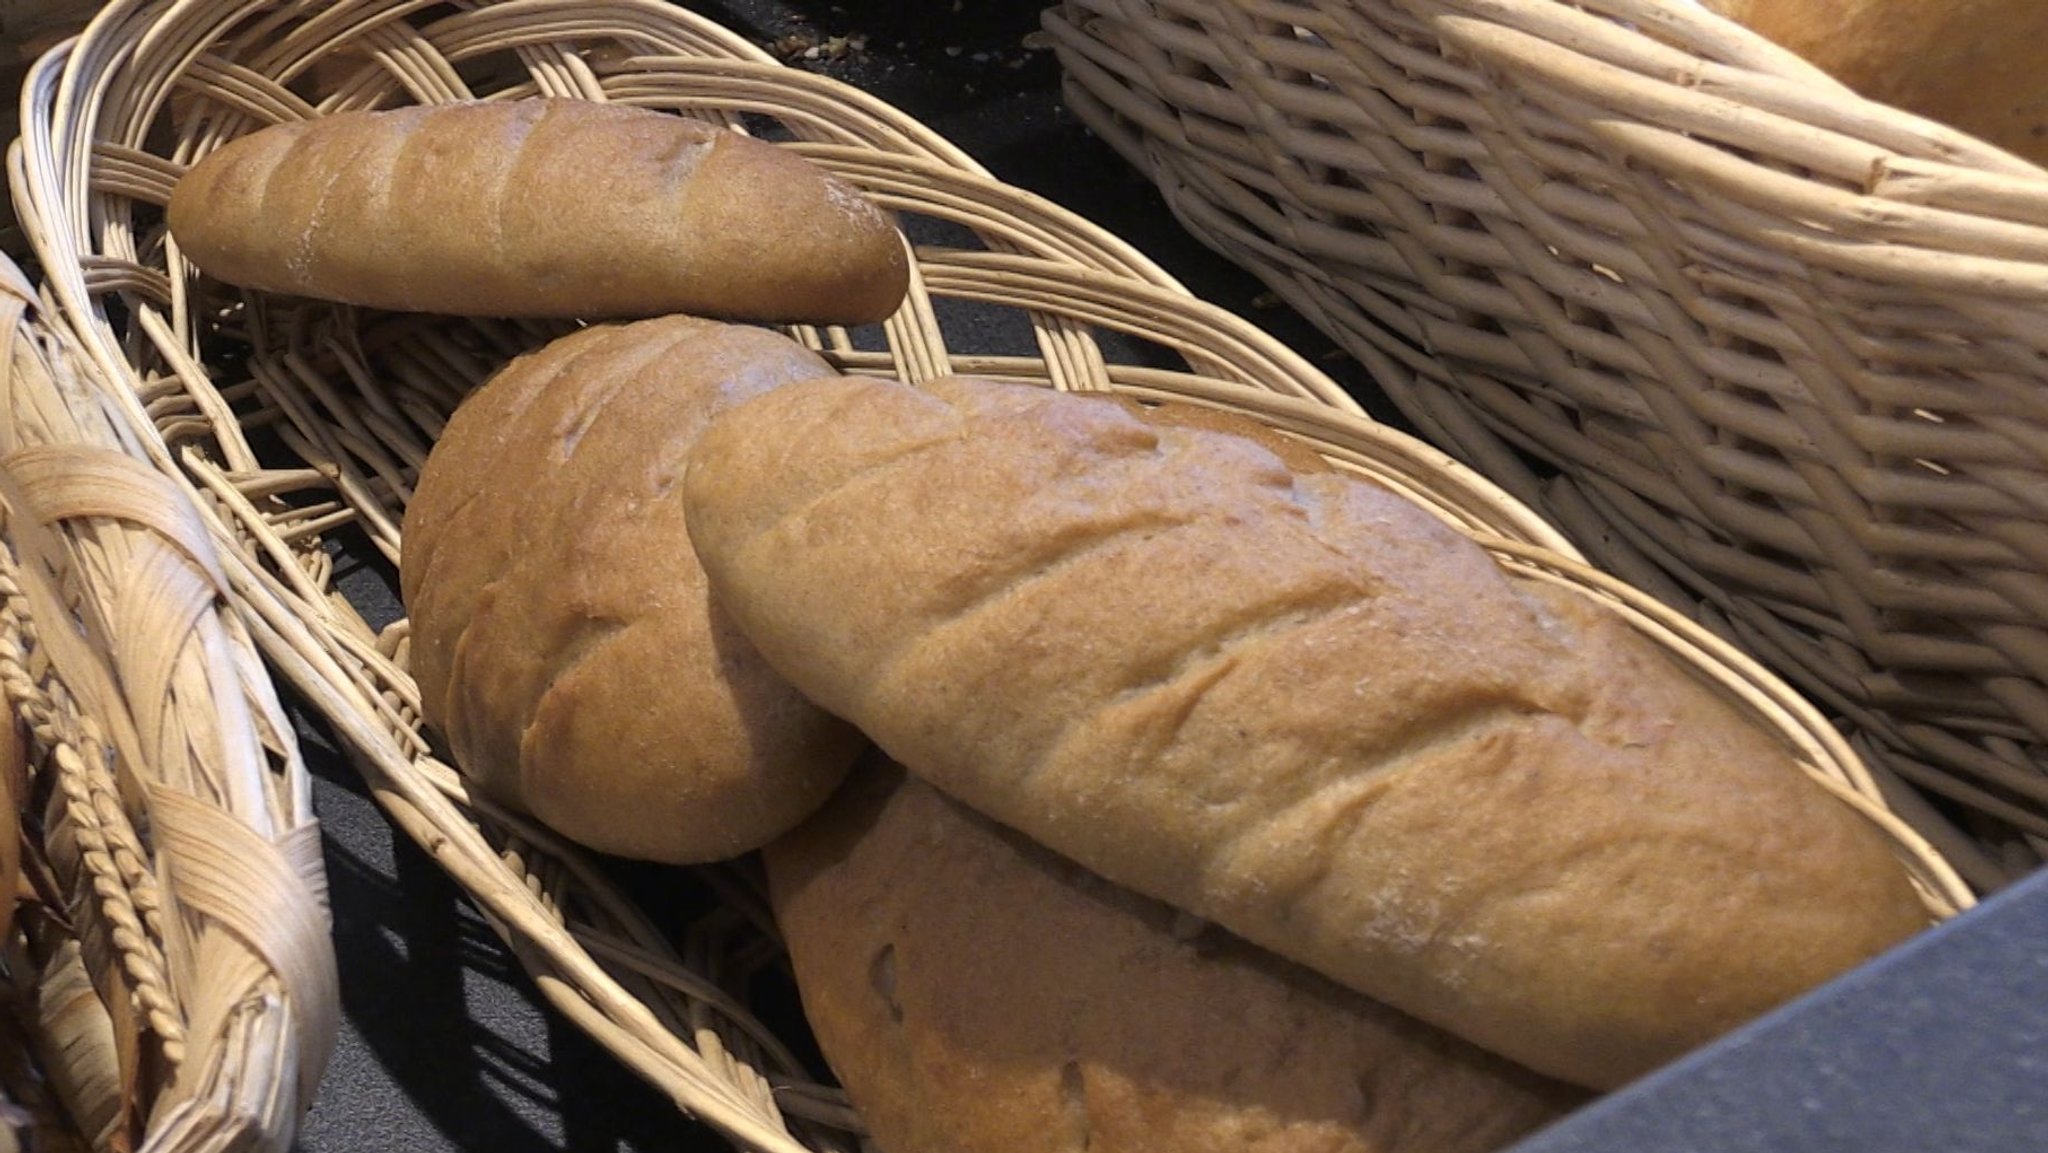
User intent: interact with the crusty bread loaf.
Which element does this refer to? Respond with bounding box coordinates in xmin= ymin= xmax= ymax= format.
xmin=766 ymin=758 xmax=1584 ymax=1153
xmin=167 ymin=99 xmax=909 ymax=323
xmin=1704 ymin=0 xmax=2048 ymax=167
xmin=682 ymin=375 xmax=1931 ymax=1089
xmin=401 ymin=316 xmax=864 ymax=863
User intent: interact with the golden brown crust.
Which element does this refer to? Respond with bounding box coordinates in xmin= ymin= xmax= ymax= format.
xmin=167 ymin=99 xmax=909 ymax=323
xmin=684 ymin=374 xmax=1931 ymax=1088
xmin=766 ymin=759 xmax=1583 ymax=1153
xmin=401 ymin=317 xmax=864 ymax=863
xmin=1706 ymin=0 xmax=2048 ymax=167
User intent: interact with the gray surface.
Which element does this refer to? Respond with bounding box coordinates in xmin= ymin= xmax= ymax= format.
xmin=295 ymin=728 xmax=684 ymax=1152
xmin=287 ymin=2 xmax=2048 ymax=1151
xmin=1508 ymin=869 xmax=2048 ymax=1153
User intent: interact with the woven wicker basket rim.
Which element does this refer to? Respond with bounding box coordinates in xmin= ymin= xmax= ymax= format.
xmin=6 ymin=0 xmax=1979 ymax=1148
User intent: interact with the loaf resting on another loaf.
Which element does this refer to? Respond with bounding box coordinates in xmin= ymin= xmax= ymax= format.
xmin=681 ymin=374 xmax=1931 ymax=1090
xmin=767 ymin=757 xmax=1585 ymax=1153
xmin=168 ymin=99 xmax=909 ymax=323
xmin=401 ymin=316 xmax=863 ymax=863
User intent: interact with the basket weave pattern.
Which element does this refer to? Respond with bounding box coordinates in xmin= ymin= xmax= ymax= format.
xmin=1046 ymin=0 xmax=2048 ymax=884
xmin=0 ymin=258 xmax=335 ymax=1151
xmin=10 ymin=0 xmax=1972 ymax=1149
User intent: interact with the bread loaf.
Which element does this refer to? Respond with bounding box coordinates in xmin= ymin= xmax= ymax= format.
xmin=767 ymin=758 xmax=1584 ymax=1153
xmin=167 ymin=99 xmax=909 ymax=323
xmin=401 ymin=316 xmax=864 ymax=863
xmin=1705 ymin=0 xmax=2048 ymax=167
xmin=682 ymin=375 xmax=1931 ymax=1089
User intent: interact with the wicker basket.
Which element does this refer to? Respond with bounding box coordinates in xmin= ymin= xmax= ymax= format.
xmin=7 ymin=0 xmax=1975 ymax=1149
xmin=0 ymin=254 xmax=335 ymax=1149
xmin=1045 ymin=0 xmax=2048 ymax=887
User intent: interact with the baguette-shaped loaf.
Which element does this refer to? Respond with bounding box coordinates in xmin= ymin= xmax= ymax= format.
xmin=167 ymin=99 xmax=908 ymax=323
xmin=683 ymin=375 xmax=1931 ymax=1089
xmin=767 ymin=759 xmax=1584 ymax=1153
xmin=402 ymin=317 xmax=864 ymax=862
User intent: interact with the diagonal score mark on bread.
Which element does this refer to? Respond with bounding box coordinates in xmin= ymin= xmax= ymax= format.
xmin=490 ymin=102 xmax=555 ymax=284
xmin=395 ymin=325 xmax=587 ymax=617
xmin=551 ymin=326 xmax=692 ymax=462
xmin=690 ymin=375 xmax=968 ymax=556
xmin=515 ymin=612 xmax=630 ymax=765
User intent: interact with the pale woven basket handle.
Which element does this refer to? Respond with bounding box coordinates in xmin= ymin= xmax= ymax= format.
xmin=0 ymin=256 xmax=338 ymax=1151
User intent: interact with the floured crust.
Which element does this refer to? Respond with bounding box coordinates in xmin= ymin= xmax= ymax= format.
xmin=684 ymin=374 xmax=1932 ymax=1088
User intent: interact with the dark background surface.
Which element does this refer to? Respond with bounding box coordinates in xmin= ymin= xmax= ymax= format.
xmin=288 ymin=2 xmax=2048 ymax=1151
